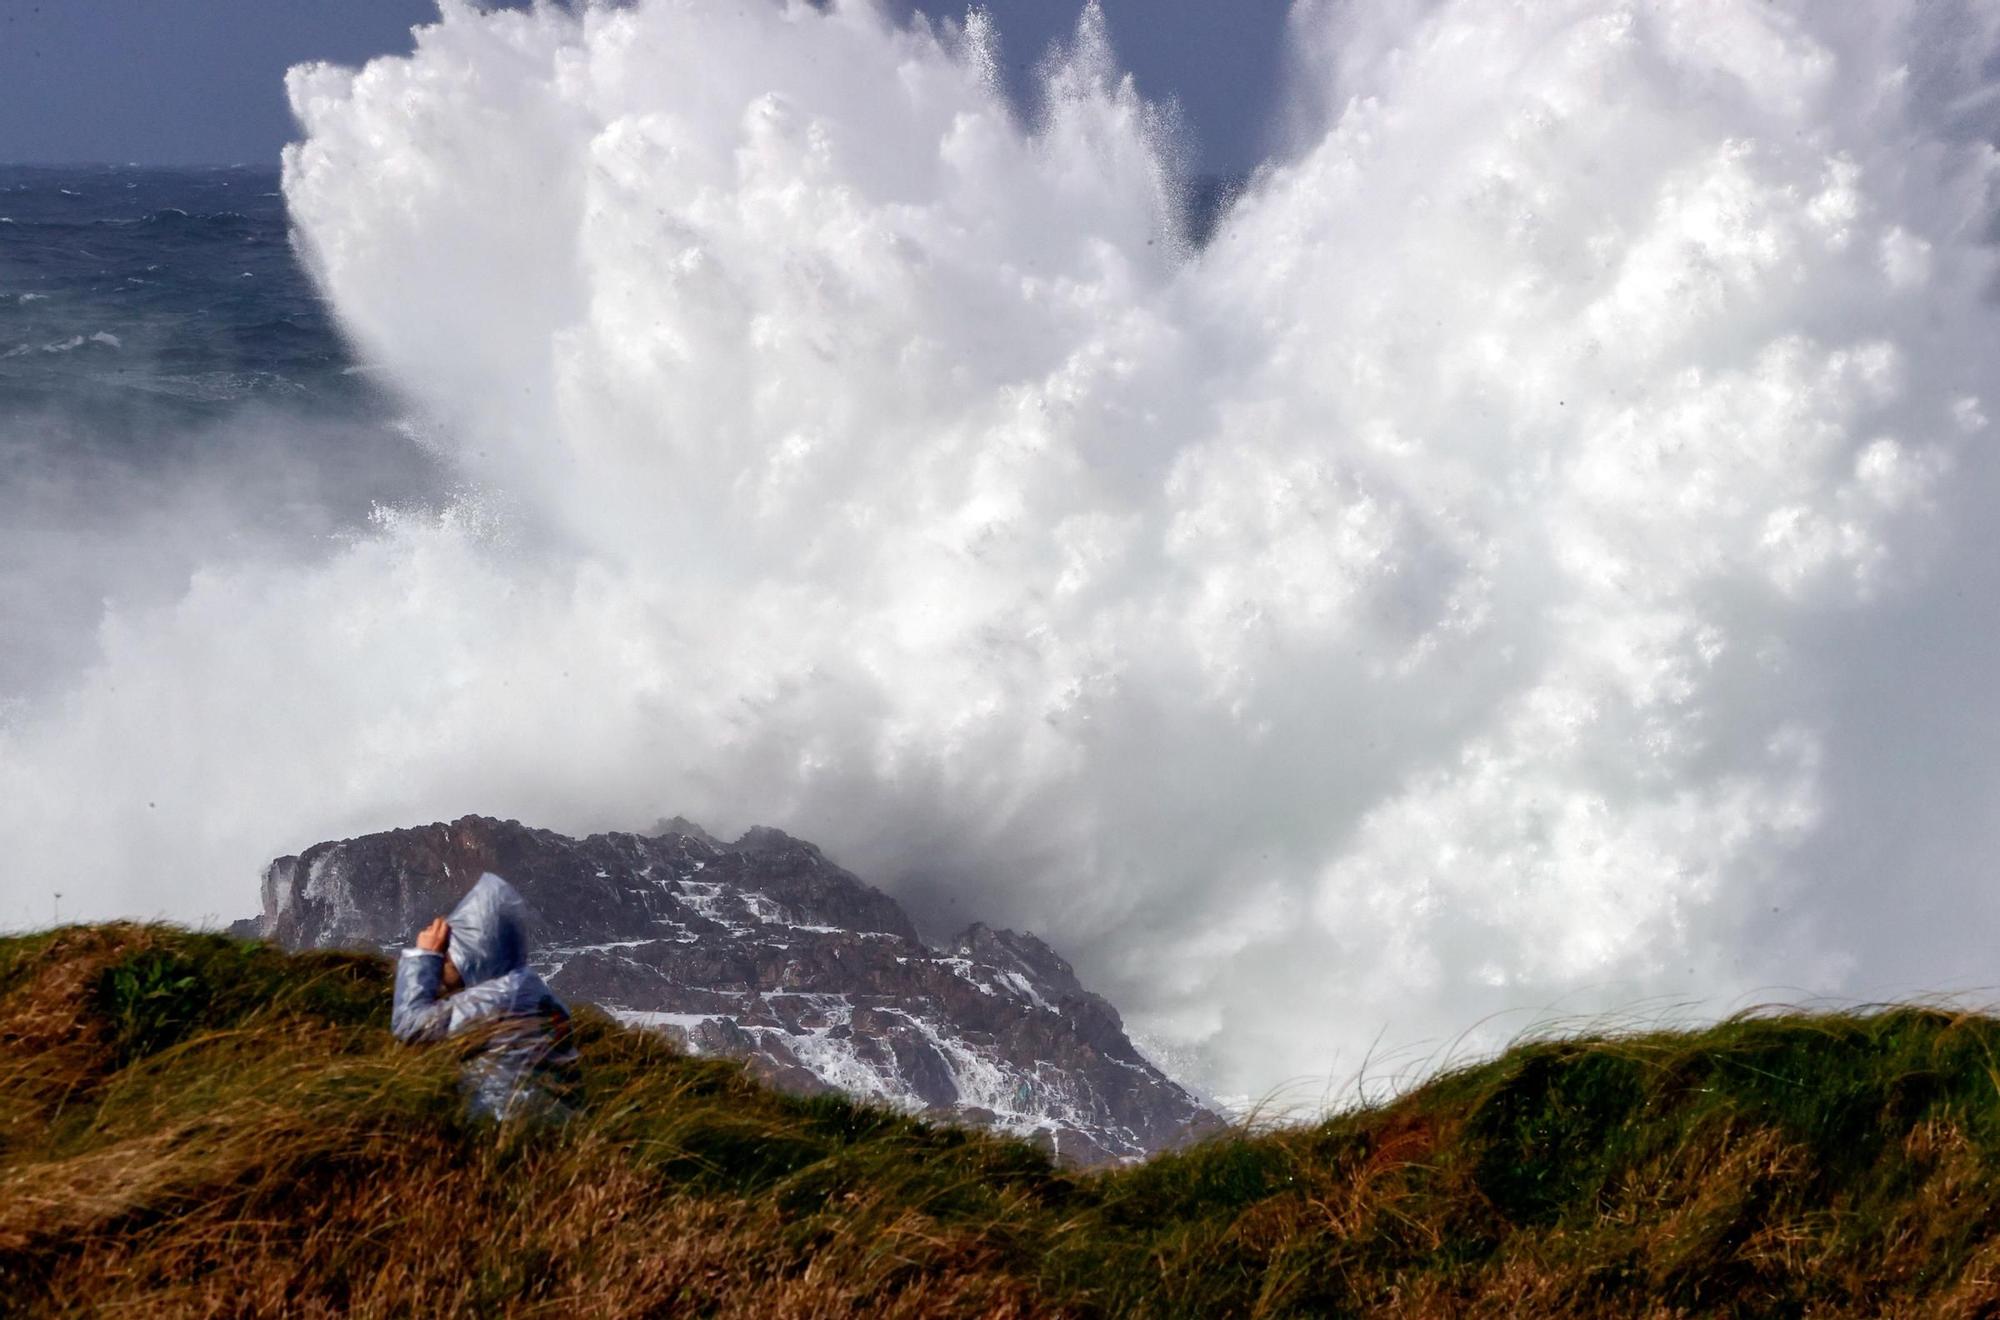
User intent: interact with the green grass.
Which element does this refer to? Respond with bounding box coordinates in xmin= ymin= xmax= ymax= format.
xmin=6 ymin=924 xmax=2000 ymax=1316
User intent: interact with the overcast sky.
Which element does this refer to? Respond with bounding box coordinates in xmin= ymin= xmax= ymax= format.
xmin=0 ymin=0 xmax=1289 ymax=175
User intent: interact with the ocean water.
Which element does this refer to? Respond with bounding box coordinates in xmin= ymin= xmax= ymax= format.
xmin=9 ymin=0 xmax=2000 ymax=1109
xmin=0 ymin=165 xmax=352 ymax=409
xmin=0 ymin=164 xmax=439 ymax=696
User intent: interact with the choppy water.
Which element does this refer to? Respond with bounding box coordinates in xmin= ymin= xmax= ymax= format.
xmin=0 ymin=165 xmax=357 ymax=411
xmin=0 ymin=164 xmax=438 ymax=696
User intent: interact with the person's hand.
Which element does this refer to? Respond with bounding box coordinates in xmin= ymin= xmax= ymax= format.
xmin=417 ymin=916 xmax=450 ymax=954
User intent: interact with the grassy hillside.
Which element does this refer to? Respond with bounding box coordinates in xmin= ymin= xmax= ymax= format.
xmin=6 ymin=926 xmax=2000 ymax=1316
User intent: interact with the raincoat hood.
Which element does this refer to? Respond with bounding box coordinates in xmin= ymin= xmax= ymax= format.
xmin=447 ymin=872 xmax=531 ymax=986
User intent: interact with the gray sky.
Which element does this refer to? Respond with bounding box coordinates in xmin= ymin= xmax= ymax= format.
xmin=0 ymin=0 xmax=1289 ymax=174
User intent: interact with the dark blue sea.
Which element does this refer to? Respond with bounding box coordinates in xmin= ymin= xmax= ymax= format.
xmin=0 ymin=164 xmax=441 ymax=696
xmin=0 ymin=165 xmax=362 ymax=413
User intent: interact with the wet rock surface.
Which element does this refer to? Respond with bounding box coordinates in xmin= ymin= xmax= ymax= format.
xmin=252 ymin=814 xmax=1219 ymax=1164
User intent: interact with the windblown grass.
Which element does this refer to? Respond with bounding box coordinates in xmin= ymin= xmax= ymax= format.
xmin=6 ymin=925 xmax=2000 ymax=1316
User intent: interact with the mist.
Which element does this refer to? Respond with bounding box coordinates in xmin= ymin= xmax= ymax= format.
xmin=7 ymin=0 xmax=2000 ymax=1106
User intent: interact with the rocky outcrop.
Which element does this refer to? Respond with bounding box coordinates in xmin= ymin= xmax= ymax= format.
xmin=251 ymin=814 xmax=1219 ymax=1165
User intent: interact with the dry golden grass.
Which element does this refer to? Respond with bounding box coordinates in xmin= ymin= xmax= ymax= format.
xmin=9 ymin=924 xmax=2000 ymax=1316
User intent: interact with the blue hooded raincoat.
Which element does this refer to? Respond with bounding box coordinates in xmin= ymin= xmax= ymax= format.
xmin=392 ymin=871 xmax=579 ymax=1120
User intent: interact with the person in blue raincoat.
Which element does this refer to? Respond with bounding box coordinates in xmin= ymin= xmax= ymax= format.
xmin=392 ymin=871 xmax=580 ymax=1120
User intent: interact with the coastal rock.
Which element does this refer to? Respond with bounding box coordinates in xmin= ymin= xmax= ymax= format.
xmin=252 ymin=814 xmax=1219 ymax=1164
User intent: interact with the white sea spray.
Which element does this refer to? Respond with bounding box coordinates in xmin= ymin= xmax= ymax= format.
xmin=6 ymin=0 xmax=2000 ymax=1103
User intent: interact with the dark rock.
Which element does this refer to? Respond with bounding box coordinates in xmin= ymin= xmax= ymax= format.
xmin=251 ymin=813 xmax=1221 ymax=1165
